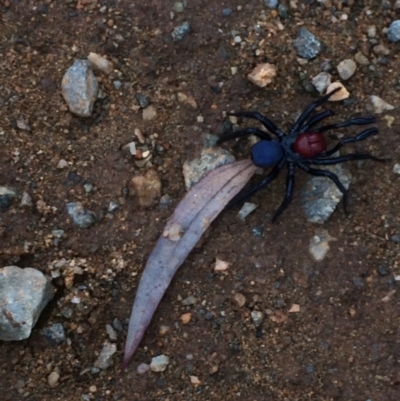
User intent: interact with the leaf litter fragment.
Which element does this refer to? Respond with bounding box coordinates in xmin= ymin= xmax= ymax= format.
xmin=123 ymin=159 xmax=258 ymax=368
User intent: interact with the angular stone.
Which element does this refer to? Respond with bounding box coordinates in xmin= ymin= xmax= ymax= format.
xmin=61 ymin=59 xmax=98 ymax=117
xmin=0 ymin=266 xmax=54 ymax=341
xmin=131 ymin=169 xmax=162 ymax=207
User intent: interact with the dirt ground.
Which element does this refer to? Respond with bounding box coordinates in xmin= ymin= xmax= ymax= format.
xmin=1 ymin=0 xmax=400 ymax=400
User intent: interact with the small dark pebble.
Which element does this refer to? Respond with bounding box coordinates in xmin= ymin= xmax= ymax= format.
xmin=320 ymin=59 xmax=334 ymax=72
xmin=159 ymin=194 xmax=173 ymax=209
xmin=67 ymin=171 xmax=82 ymax=185
xmin=275 ymin=298 xmax=285 ymax=308
xmin=135 ymin=93 xmax=150 ymax=108
xmin=204 ymin=311 xmax=214 ymax=320
xmin=343 ymin=98 xmax=357 ymax=107
xmin=306 ymin=364 xmax=315 ymax=374
xmin=273 ymin=281 xmax=281 ymax=289
xmin=210 ymin=85 xmax=222 ymax=94
xmin=255 ymin=327 xmax=264 ymax=338
xmin=377 ymin=264 xmax=390 ymax=276
xmin=252 ymin=225 xmax=264 ymax=237
xmin=278 ymin=4 xmax=289 ymax=19
xmin=222 ymin=8 xmax=232 ymax=17
xmin=42 ymin=323 xmax=66 ymax=345
xmin=352 ymin=277 xmax=364 ymax=288
xmin=390 ymin=234 xmax=400 ymax=243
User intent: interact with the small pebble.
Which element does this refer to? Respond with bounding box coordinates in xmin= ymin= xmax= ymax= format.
xmin=369 ymin=95 xmax=394 ymax=114
xmin=251 ymin=310 xmax=264 ymax=327
xmin=137 ymin=363 xmax=150 ymax=374
xmin=180 ymin=313 xmax=192 ymax=324
xmin=57 ymin=159 xmax=68 ymax=169
xmin=142 ymin=105 xmax=157 ymax=121
xmin=222 ymin=8 xmax=232 ymax=17
xmin=252 ymin=225 xmax=264 ymax=237
xmin=20 ymin=192 xmax=33 ymax=208
xmin=108 ymin=201 xmax=119 ymax=213
xmin=387 ymin=20 xmax=400 ymax=42
xmin=264 ymin=0 xmax=278 ymax=9
xmin=150 ymin=355 xmax=170 ymax=372
xmin=247 ymin=63 xmax=277 ymax=88
xmin=106 ymin=324 xmax=117 ymax=340
xmin=309 ymin=230 xmax=332 ymax=261
xmin=113 ymin=80 xmax=122 ymax=90
xmin=87 ymin=52 xmax=113 ymax=74
xmin=238 ymin=202 xmax=258 ymax=220
xmin=182 ymin=296 xmax=197 ymax=306
xmin=0 ymin=186 xmax=17 ymax=211
xmin=66 ymin=202 xmax=96 ymax=229
xmin=173 ymin=2 xmax=184 ymax=12
xmin=292 ymin=27 xmax=322 ymax=60
xmin=171 ymin=22 xmax=191 ymax=41
xmin=288 ymin=304 xmax=301 ymax=313
xmin=354 ymin=51 xmax=370 ymax=66
xmin=377 ymin=264 xmax=390 ymax=276
xmin=278 ymin=4 xmax=289 ymax=19
xmin=234 ymin=293 xmax=246 ymax=307
xmin=47 ymin=371 xmax=60 ymax=388
xmin=136 ymin=93 xmax=150 ymax=108
xmin=42 ymin=323 xmax=66 ymax=345
xmin=390 ymin=233 xmax=400 ymax=243
xmin=214 ymin=258 xmax=230 ymax=271
xmin=311 ymin=72 xmax=331 ymax=94
xmin=337 ymin=59 xmax=356 ymax=80
xmin=94 ymin=342 xmax=117 ymax=369
xmin=393 ymin=164 xmax=400 ymax=174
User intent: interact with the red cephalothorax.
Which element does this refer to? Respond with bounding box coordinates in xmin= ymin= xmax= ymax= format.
xmin=292 ymin=132 xmax=327 ymax=158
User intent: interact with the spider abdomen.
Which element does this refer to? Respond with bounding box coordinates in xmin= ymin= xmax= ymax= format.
xmin=251 ymin=140 xmax=283 ymax=167
xmin=292 ymin=132 xmax=326 ymax=158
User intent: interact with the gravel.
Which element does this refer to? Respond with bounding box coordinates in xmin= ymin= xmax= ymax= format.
xmin=387 ymin=20 xmax=400 ymax=42
xmin=292 ymin=27 xmax=322 ymax=60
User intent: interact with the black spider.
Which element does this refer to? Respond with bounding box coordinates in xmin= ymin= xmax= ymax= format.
xmin=217 ymin=88 xmax=385 ymax=222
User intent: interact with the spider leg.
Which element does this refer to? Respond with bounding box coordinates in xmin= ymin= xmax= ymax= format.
xmin=227 ymin=159 xmax=284 ymax=208
xmin=217 ymin=127 xmax=271 ymax=144
xmin=290 ymin=87 xmax=341 ymax=134
xmin=304 ymin=153 xmax=386 ymax=165
xmin=315 ymin=116 xmax=376 ymax=133
xmin=299 ymin=163 xmax=348 ymax=214
xmin=272 ymin=162 xmax=295 ymax=222
xmin=316 ymin=127 xmax=378 ymax=157
xmin=300 ymin=110 xmax=334 ymax=133
xmin=227 ymin=111 xmax=285 ymax=139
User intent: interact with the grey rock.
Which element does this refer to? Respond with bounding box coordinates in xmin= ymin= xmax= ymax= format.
xmin=264 ymin=0 xmax=278 ymax=8
xmin=61 ymin=59 xmax=98 ymax=117
xmin=108 ymin=201 xmax=119 ymax=213
xmin=66 ymin=202 xmax=96 ymax=228
xmin=311 ymin=72 xmax=331 ymax=94
xmin=150 ymin=354 xmax=170 ymax=372
xmin=301 ymin=162 xmax=351 ymax=224
xmin=182 ymin=147 xmax=235 ymax=189
xmin=42 ymin=323 xmax=66 ymax=345
xmin=337 ymin=59 xmax=357 ymax=80
xmin=238 ymin=202 xmax=258 ymax=220
xmin=136 ymin=93 xmax=150 ymax=108
xmin=94 ymin=342 xmax=117 ymax=369
xmin=172 ymin=21 xmax=191 ymax=42
xmin=278 ymin=4 xmax=289 ymax=19
xmin=0 ymin=186 xmax=17 ymax=211
xmin=309 ymin=229 xmax=332 ymax=261
xmin=159 ymin=194 xmax=173 ymax=209
xmin=251 ymin=310 xmax=264 ymax=327
xmin=113 ymin=80 xmax=122 ymax=90
xmin=173 ymin=2 xmax=184 ymax=12
xmin=20 ymin=191 xmax=33 ymax=208
xmin=222 ymin=8 xmax=232 ymax=17
xmin=292 ymin=27 xmax=322 ymax=60
xmin=182 ymin=296 xmax=197 ymax=306
xmin=0 ymin=266 xmax=54 ymax=341
xmin=387 ymin=20 xmax=400 ymax=42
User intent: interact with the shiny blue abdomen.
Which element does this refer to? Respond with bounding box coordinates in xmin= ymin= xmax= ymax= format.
xmin=251 ymin=140 xmax=283 ymax=167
